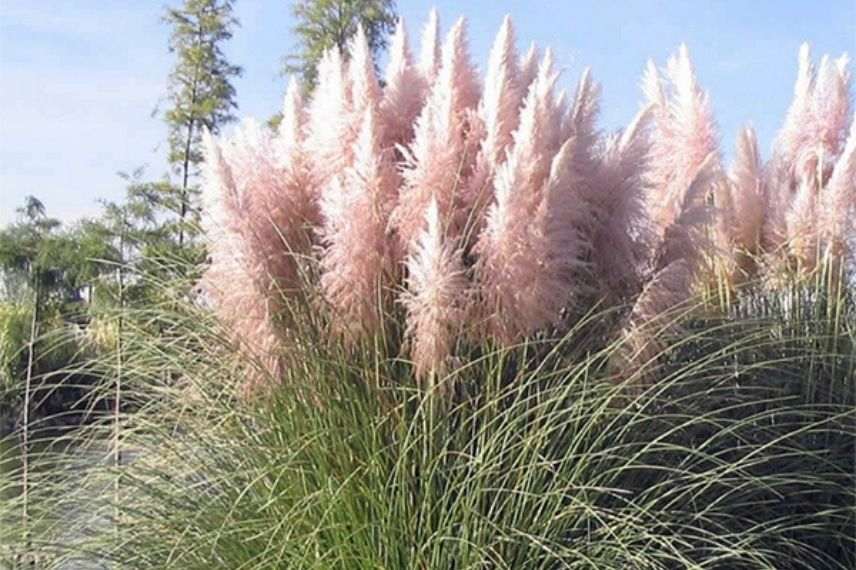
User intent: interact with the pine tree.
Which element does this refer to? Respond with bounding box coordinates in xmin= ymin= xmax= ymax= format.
xmin=285 ymin=0 xmax=397 ymax=90
xmin=164 ymin=0 xmax=242 ymax=247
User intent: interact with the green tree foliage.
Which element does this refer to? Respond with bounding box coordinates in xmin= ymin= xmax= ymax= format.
xmin=163 ymin=0 xmax=242 ymax=246
xmin=285 ymin=0 xmax=397 ymax=89
xmin=0 ymin=198 xmax=108 ymax=409
xmin=0 ymin=197 xmax=75 ymax=306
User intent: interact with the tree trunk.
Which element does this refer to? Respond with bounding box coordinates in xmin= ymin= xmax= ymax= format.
xmin=178 ymin=116 xmax=195 ymax=248
xmin=113 ymin=228 xmax=125 ymax=533
xmin=177 ymin=22 xmax=203 ymax=248
xmin=21 ymin=275 xmax=40 ymax=556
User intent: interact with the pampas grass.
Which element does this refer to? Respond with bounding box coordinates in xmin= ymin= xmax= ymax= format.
xmin=4 ymin=264 xmax=853 ymax=569
xmin=197 ymin=12 xmax=853 ymax=391
xmin=2 ymin=10 xmax=854 ymax=569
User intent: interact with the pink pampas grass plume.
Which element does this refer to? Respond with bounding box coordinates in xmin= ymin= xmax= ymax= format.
xmin=820 ymin=117 xmax=856 ymax=261
xmin=586 ymin=106 xmax=653 ymax=300
xmin=208 ymin=117 xmax=316 ymax=300
xmin=726 ymin=126 xmax=766 ymax=254
xmin=785 ymin=178 xmax=821 ymax=269
xmin=476 ymin=53 xmax=583 ymax=344
xmin=391 ymin=17 xmax=481 ymax=251
xmin=381 ymin=18 xmax=427 ymax=149
xmin=348 ymin=26 xmax=382 ymax=124
xmin=653 ymin=153 xmax=717 ymax=273
xmin=319 ymin=108 xmax=398 ymax=341
xmin=518 ymin=43 xmax=540 ymax=98
xmin=765 ymin=45 xmax=851 ymax=249
xmin=478 ymin=16 xmax=523 ymax=166
xmin=619 ymin=258 xmax=694 ymax=383
xmin=306 ymin=47 xmax=351 ymax=189
xmin=563 ymin=68 xmax=601 ymax=160
xmin=273 ymin=77 xmax=320 ymax=238
xmin=199 ymin=130 xmax=285 ymax=389
xmin=643 ymin=45 xmax=719 ymax=274
xmin=418 ymin=9 xmax=441 ymax=84
xmin=775 ymin=46 xmax=851 ymax=181
xmin=402 ymin=198 xmax=468 ymax=382
xmin=464 ymin=16 xmax=525 ymax=236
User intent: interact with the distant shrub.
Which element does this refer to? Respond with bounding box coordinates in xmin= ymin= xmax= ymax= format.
xmin=0 ymin=302 xmax=30 ymax=393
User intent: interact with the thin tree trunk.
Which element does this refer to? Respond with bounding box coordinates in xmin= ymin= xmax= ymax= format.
xmin=21 ymin=277 xmax=40 ymax=556
xmin=177 ymin=22 xmax=203 ymax=248
xmin=178 ymin=116 xmax=195 ymax=248
xmin=113 ymin=229 xmax=125 ymax=533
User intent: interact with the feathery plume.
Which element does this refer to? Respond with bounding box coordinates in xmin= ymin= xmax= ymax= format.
xmin=820 ymin=117 xmax=856 ymax=260
xmin=586 ymin=106 xmax=653 ymax=299
xmin=391 ymin=17 xmax=481 ymax=250
xmin=199 ymin=129 xmax=286 ymax=387
xmin=348 ymin=26 xmax=382 ymax=122
xmin=619 ymin=259 xmax=693 ymax=381
xmin=479 ymin=16 xmax=522 ymax=165
xmin=644 ymin=45 xmax=719 ymax=273
xmin=418 ymin=9 xmax=441 ymax=83
xmin=319 ymin=109 xmax=397 ymax=341
xmin=381 ymin=18 xmax=427 ymax=149
xmin=477 ymin=53 xmax=582 ymax=344
xmin=518 ymin=42 xmax=540 ymax=98
xmin=402 ymin=199 xmax=468 ymax=381
xmin=464 ymin=16 xmax=525 ymax=235
xmin=306 ymin=47 xmax=350 ymax=188
xmin=563 ymin=68 xmax=601 ymax=155
xmin=765 ymin=46 xmax=851 ymax=250
xmin=727 ymin=126 xmax=766 ymax=254
xmin=274 ymin=78 xmax=319 ymax=233
xmin=785 ymin=178 xmax=821 ymax=269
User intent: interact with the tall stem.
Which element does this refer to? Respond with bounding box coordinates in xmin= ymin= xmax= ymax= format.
xmin=178 ymin=116 xmax=195 ymax=248
xmin=21 ymin=275 xmax=40 ymax=553
xmin=114 ymin=227 xmax=126 ymax=535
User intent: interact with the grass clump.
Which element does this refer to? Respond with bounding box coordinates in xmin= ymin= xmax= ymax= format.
xmin=9 ymin=274 xmax=850 ymax=570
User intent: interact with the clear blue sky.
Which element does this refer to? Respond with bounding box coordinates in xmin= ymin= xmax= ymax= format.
xmin=1 ymin=0 xmax=854 ymax=225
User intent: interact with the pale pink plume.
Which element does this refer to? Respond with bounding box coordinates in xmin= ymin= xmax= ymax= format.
xmin=464 ymin=15 xmax=525 ymax=236
xmin=348 ymin=26 xmax=382 ymax=123
xmin=477 ymin=52 xmax=583 ymax=344
xmin=775 ymin=46 xmax=851 ymax=179
xmin=381 ymin=18 xmax=427 ymax=149
xmin=319 ymin=108 xmax=398 ymax=341
xmin=518 ymin=42 xmax=540 ymax=98
xmin=785 ymin=179 xmax=821 ymax=269
xmin=208 ymin=121 xmax=306 ymax=299
xmin=418 ymin=8 xmax=441 ymax=83
xmin=561 ymin=68 xmax=604 ymax=260
xmin=763 ymin=45 xmax=815 ymax=249
xmin=820 ymin=117 xmax=856 ymax=261
xmin=306 ymin=47 xmax=351 ymax=188
xmin=726 ymin=126 xmax=766 ymax=254
xmin=391 ymin=17 xmax=481 ymax=251
xmin=402 ymin=198 xmax=468 ymax=382
xmin=620 ymin=259 xmax=693 ymax=381
xmin=274 ymin=77 xmax=320 ymax=234
xmin=199 ymin=130 xmax=286 ymax=388
xmin=563 ymin=68 xmax=601 ymax=158
xmin=643 ymin=45 xmax=719 ymax=274
xmin=653 ymin=153 xmax=717 ymax=273
xmin=765 ymin=45 xmax=851 ymax=250
xmin=586 ymin=105 xmax=653 ymax=299
xmin=478 ymin=16 xmax=522 ymax=166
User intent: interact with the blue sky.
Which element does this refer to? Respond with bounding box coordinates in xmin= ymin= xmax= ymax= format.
xmin=1 ymin=0 xmax=854 ymax=225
